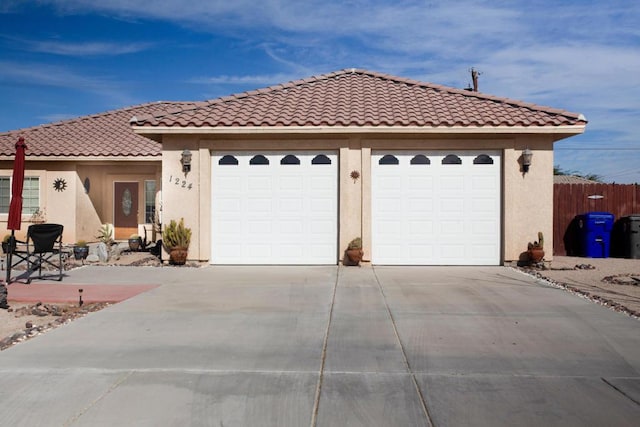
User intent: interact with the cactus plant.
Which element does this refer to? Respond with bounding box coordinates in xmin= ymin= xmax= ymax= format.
xmin=527 ymin=232 xmax=544 ymax=250
xmin=162 ymin=218 xmax=191 ymax=249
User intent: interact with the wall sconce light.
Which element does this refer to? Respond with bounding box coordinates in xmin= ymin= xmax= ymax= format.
xmin=181 ymin=149 xmax=192 ymax=173
xmin=522 ymin=148 xmax=533 ymax=173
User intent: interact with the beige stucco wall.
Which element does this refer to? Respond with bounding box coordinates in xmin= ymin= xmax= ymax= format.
xmin=158 ymin=132 xmax=562 ymax=265
xmin=502 ymin=137 xmax=555 ymax=262
xmin=0 ymin=160 xmax=160 ymax=244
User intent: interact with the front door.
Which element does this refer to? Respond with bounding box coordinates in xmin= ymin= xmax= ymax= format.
xmin=114 ymin=182 xmax=139 ymax=240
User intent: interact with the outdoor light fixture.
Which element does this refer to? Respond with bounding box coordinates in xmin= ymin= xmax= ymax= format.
xmin=181 ymin=149 xmax=192 ymax=173
xmin=522 ymin=148 xmax=533 ymax=173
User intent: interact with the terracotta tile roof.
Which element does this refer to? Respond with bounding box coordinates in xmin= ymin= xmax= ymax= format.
xmin=554 ymin=175 xmax=601 ymax=184
xmin=131 ymin=69 xmax=587 ymax=130
xmin=0 ymin=102 xmax=197 ymax=158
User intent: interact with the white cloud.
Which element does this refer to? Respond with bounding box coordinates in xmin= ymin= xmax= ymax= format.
xmin=22 ymin=39 xmax=153 ymax=56
xmin=0 ymin=61 xmax=132 ymax=104
xmin=189 ymin=73 xmax=298 ymax=86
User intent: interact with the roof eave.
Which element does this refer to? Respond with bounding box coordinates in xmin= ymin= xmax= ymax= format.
xmin=133 ymin=124 xmax=586 ymax=136
xmin=0 ymin=155 xmax=160 ymax=161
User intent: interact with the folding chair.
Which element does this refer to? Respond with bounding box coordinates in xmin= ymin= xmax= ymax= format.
xmin=6 ymin=224 xmax=65 ymax=283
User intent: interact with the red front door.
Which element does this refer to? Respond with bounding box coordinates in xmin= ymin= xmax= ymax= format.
xmin=114 ymin=182 xmax=139 ymax=239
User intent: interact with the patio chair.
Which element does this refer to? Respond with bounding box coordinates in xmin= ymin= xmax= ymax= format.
xmin=6 ymin=223 xmax=64 ymax=283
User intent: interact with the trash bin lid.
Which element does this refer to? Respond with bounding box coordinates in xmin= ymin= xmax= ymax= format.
xmin=582 ymin=211 xmax=614 ymax=217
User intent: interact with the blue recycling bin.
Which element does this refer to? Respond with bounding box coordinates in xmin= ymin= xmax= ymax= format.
xmin=578 ymin=212 xmax=615 ymax=258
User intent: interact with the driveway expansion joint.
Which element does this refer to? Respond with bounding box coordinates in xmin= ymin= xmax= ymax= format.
xmin=372 ymin=266 xmax=435 ymax=427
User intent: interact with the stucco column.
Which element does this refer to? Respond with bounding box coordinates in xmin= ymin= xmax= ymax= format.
xmin=339 ymin=139 xmax=364 ymax=261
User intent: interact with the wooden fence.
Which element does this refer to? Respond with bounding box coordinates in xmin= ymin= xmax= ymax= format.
xmin=553 ymin=183 xmax=640 ymax=256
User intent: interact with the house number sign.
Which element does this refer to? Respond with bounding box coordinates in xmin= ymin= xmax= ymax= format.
xmin=168 ymin=175 xmax=193 ymax=190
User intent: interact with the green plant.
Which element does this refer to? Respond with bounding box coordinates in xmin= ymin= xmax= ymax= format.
xmin=347 ymin=237 xmax=362 ymax=250
xmin=162 ymin=218 xmax=192 ymax=249
xmin=3 ymin=234 xmax=11 ymax=243
xmin=29 ymin=207 xmax=46 ymax=223
xmin=527 ymin=232 xmax=544 ymax=250
xmin=75 ymin=240 xmax=88 ymax=247
xmin=129 ymin=234 xmax=141 ymax=240
xmin=96 ymin=223 xmax=114 ymax=244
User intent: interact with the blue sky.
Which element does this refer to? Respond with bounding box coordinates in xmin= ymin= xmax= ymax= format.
xmin=1 ymin=0 xmax=638 ymax=183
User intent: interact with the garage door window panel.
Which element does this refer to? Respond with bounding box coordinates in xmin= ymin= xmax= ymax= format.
xmin=410 ymin=155 xmax=431 ymax=165
xmin=379 ymin=154 xmax=399 ymax=165
xmin=442 ymin=154 xmax=462 ymax=165
xmin=250 ymin=155 xmax=269 ymax=165
xmin=312 ymin=154 xmax=332 ymax=165
xmin=473 ymin=154 xmax=494 ymax=165
xmin=219 ymin=155 xmax=239 ymax=165
xmin=281 ymin=154 xmax=300 ymax=165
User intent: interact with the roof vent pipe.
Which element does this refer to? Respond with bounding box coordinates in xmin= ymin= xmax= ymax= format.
xmin=470 ymin=67 xmax=480 ymax=92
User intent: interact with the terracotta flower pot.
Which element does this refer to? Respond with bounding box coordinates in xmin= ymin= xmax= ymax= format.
xmin=345 ymin=248 xmax=363 ymax=266
xmin=528 ymin=247 xmax=545 ymax=263
xmin=169 ymin=247 xmax=188 ymax=265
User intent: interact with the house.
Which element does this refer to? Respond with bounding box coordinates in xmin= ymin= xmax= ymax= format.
xmin=1 ymin=69 xmax=586 ymax=264
xmin=0 ymin=102 xmax=199 ymax=242
xmin=129 ymin=69 xmax=586 ymax=265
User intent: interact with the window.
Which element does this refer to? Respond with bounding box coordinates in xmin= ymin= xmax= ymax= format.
xmin=410 ymin=155 xmax=431 ymax=165
xmin=144 ymin=180 xmax=156 ymax=223
xmin=219 ymin=155 xmax=238 ymax=165
xmin=473 ymin=154 xmax=494 ymax=165
xmin=249 ymin=155 xmax=269 ymax=165
xmin=379 ymin=155 xmax=399 ymax=165
xmin=0 ymin=178 xmax=9 ymax=214
xmin=442 ymin=154 xmax=462 ymax=165
xmin=0 ymin=177 xmax=40 ymax=214
xmin=280 ymin=154 xmax=300 ymax=165
xmin=312 ymin=154 xmax=331 ymax=165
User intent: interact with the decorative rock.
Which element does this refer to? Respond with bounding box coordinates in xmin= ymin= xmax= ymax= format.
xmin=96 ymin=242 xmax=109 ymax=262
xmin=86 ymin=254 xmax=100 ymax=263
xmin=25 ymin=321 xmax=33 ymax=329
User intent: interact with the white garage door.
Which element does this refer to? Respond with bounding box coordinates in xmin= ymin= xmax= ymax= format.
xmin=211 ymin=152 xmax=337 ymax=264
xmin=372 ymin=150 xmax=501 ymax=265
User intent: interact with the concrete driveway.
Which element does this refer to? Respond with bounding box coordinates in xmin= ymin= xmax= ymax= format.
xmin=0 ymin=265 xmax=638 ymax=426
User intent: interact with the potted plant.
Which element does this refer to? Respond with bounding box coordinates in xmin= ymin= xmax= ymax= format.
xmin=128 ymin=234 xmax=142 ymax=251
xmin=73 ymin=240 xmax=89 ymax=260
xmin=2 ymin=234 xmax=11 ymax=254
xmin=527 ymin=231 xmax=545 ymax=263
xmin=162 ymin=218 xmax=191 ymax=265
xmin=344 ymin=237 xmax=364 ymax=266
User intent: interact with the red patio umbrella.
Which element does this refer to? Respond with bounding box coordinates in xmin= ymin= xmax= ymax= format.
xmin=7 ymin=137 xmax=27 ymax=231
xmin=6 ymin=137 xmax=27 ymax=283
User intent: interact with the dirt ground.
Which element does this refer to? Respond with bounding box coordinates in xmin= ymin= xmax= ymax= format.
xmin=518 ymin=255 xmax=640 ymax=318
xmin=1 ymin=253 xmax=638 ymax=351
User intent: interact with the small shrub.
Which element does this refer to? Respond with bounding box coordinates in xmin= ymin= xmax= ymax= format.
xmin=96 ymin=224 xmax=114 ymax=245
xmin=347 ymin=237 xmax=362 ymax=250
